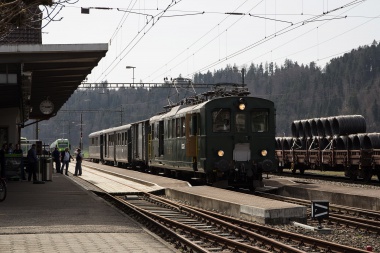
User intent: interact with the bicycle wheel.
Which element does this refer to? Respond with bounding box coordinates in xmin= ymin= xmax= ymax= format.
xmin=0 ymin=179 xmax=7 ymax=202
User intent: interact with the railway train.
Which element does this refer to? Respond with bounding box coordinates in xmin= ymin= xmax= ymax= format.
xmin=50 ymin=138 xmax=70 ymax=152
xmin=275 ymin=115 xmax=380 ymax=182
xmin=88 ymin=85 xmax=277 ymax=190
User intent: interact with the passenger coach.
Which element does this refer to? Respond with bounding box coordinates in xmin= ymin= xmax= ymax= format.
xmin=89 ymin=88 xmax=277 ymax=190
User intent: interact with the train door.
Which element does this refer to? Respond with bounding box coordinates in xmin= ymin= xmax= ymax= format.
xmin=113 ymin=132 xmax=117 ymax=165
xmin=100 ymin=134 xmax=104 ymax=162
xmin=143 ymin=121 xmax=150 ymax=163
xmin=127 ymin=128 xmax=132 ymax=163
xmin=131 ymin=125 xmax=137 ymax=159
xmin=104 ymin=133 xmax=108 ymax=158
xmin=137 ymin=122 xmax=143 ymax=159
xmin=186 ymin=113 xmax=198 ymax=171
xmin=158 ymin=121 xmax=164 ymax=156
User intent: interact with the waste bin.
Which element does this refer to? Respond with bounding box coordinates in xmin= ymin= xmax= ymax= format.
xmin=40 ymin=158 xmax=52 ymax=181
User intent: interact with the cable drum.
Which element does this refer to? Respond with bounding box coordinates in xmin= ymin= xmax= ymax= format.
xmin=282 ymin=137 xmax=294 ymax=150
xmin=350 ymin=134 xmax=371 ymax=149
xmin=366 ymin=133 xmax=380 ymax=149
xmin=275 ymin=137 xmax=282 ymax=149
xmin=308 ymin=136 xmax=320 ymax=149
xmin=333 ymin=136 xmax=349 ymax=150
xmin=316 ymin=118 xmax=326 ymax=136
xmin=292 ymin=137 xmax=306 ymax=149
xmin=318 ymin=137 xmax=331 ymax=150
xmin=298 ymin=120 xmax=306 ymax=138
xmin=303 ymin=120 xmax=312 ymax=138
xmin=310 ymin=118 xmax=318 ymax=137
xmin=349 ymin=134 xmax=360 ymax=149
xmin=324 ymin=117 xmax=334 ymax=136
xmin=291 ymin=121 xmax=300 ymax=138
xmin=331 ymin=115 xmax=366 ymax=136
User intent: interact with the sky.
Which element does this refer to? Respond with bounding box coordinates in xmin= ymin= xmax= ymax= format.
xmin=41 ymin=0 xmax=380 ymax=84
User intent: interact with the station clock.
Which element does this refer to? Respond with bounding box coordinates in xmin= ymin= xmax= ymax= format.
xmin=39 ymin=99 xmax=54 ymax=115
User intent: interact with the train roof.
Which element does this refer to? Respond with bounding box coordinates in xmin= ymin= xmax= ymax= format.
xmin=111 ymin=124 xmax=132 ymax=132
xmin=150 ymin=101 xmax=208 ymax=123
xmin=88 ymin=130 xmax=104 ymax=138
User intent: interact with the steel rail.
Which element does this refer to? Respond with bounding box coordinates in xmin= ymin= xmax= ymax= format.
xmin=151 ymin=191 xmax=369 ymax=253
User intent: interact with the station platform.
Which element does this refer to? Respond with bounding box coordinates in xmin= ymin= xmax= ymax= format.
xmin=264 ymin=177 xmax=380 ymax=210
xmin=0 ymin=166 xmax=177 ymax=253
xmin=81 ymin=161 xmax=307 ymax=225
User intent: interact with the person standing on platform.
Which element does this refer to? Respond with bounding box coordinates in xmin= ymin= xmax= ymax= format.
xmin=61 ymin=148 xmax=73 ymax=176
xmin=52 ymin=147 xmax=61 ymax=173
xmin=13 ymin=144 xmax=26 ymax=180
xmin=27 ymin=144 xmax=38 ymax=182
xmin=74 ymin=149 xmax=83 ymax=176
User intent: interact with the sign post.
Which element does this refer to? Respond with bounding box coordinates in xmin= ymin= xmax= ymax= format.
xmin=311 ymin=200 xmax=329 ymax=229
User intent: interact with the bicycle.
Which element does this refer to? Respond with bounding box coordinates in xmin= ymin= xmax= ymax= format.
xmin=0 ymin=177 xmax=7 ymax=202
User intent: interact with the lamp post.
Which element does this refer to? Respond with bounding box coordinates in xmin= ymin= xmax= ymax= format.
xmin=126 ymin=66 xmax=136 ymax=84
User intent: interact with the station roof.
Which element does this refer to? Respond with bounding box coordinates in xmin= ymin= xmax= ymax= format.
xmin=0 ymin=43 xmax=108 ymax=122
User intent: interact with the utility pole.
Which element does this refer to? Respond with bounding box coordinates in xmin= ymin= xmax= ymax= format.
xmin=80 ymin=113 xmax=83 ymax=150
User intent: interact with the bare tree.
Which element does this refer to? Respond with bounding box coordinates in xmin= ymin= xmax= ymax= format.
xmin=0 ymin=0 xmax=77 ymax=43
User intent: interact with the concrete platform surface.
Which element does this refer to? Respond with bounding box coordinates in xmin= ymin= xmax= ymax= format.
xmin=264 ymin=177 xmax=380 ymax=210
xmin=165 ymin=186 xmax=307 ymax=224
xmin=0 ymin=169 xmax=177 ymax=253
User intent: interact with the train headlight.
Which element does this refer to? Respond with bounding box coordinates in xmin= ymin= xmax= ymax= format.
xmin=261 ymin=149 xmax=268 ymax=157
xmin=238 ymin=98 xmax=246 ymax=111
xmin=238 ymin=103 xmax=246 ymax=110
xmin=217 ymin=150 xmax=224 ymax=157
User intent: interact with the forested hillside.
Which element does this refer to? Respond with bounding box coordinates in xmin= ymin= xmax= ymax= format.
xmin=22 ymin=41 xmax=380 ymax=149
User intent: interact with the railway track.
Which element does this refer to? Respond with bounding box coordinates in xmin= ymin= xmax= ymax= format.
xmin=255 ymin=191 xmax=380 ymax=235
xmin=95 ymin=191 xmax=369 ymax=253
xmin=275 ymin=169 xmax=380 ymax=186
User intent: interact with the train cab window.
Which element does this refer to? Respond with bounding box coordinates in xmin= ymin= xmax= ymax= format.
xmin=235 ymin=113 xmax=246 ymax=132
xmin=251 ymin=110 xmax=269 ymax=132
xmin=212 ymin=109 xmax=230 ymax=132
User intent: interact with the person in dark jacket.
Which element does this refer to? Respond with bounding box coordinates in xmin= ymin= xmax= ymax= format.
xmin=74 ymin=149 xmax=83 ymax=176
xmin=27 ymin=144 xmax=38 ymax=182
xmin=51 ymin=147 xmax=61 ymax=173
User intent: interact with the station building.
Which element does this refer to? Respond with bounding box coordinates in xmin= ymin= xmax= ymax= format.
xmin=0 ymin=8 xmax=108 ymax=147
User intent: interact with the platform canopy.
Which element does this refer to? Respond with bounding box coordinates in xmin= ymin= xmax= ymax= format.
xmin=0 ymin=43 xmax=108 ymax=122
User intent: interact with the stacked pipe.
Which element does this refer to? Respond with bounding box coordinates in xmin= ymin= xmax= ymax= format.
xmin=291 ymin=115 xmax=366 ymax=138
xmin=279 ymin=115 xmax=380 ymax=150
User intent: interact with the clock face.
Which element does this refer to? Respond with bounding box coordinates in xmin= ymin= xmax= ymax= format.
xmin=39 ymin=100 xmax=54 ymax=115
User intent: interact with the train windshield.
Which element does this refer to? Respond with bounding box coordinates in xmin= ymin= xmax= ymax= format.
xmin=212 ymin=109 xmax=231 ymax=132
xmin=251 ymin=110 xmax=269 ymax=132
xmin=235 ymin=113 xmax=246 ymax=132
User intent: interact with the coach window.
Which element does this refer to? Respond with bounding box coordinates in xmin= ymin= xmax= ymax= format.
xmin=181 ymin=117 xmax=185 ymax=137
xmin=212 ymin=109 xmax=230 ymax=132
xmin=168 ymin=120 xmax=172 ymax=138
xmin=175 ymin=118 xmax=180 ymax=137
xmin=172 ymin=119 xmax=176 ymax=138
xmin=235 ymin=113 xmax=246 ymax=132
xmin=190 ymin=114 xmax=198 ymax=136
xmin=251 ymin=110 xmax=269 ymax=132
